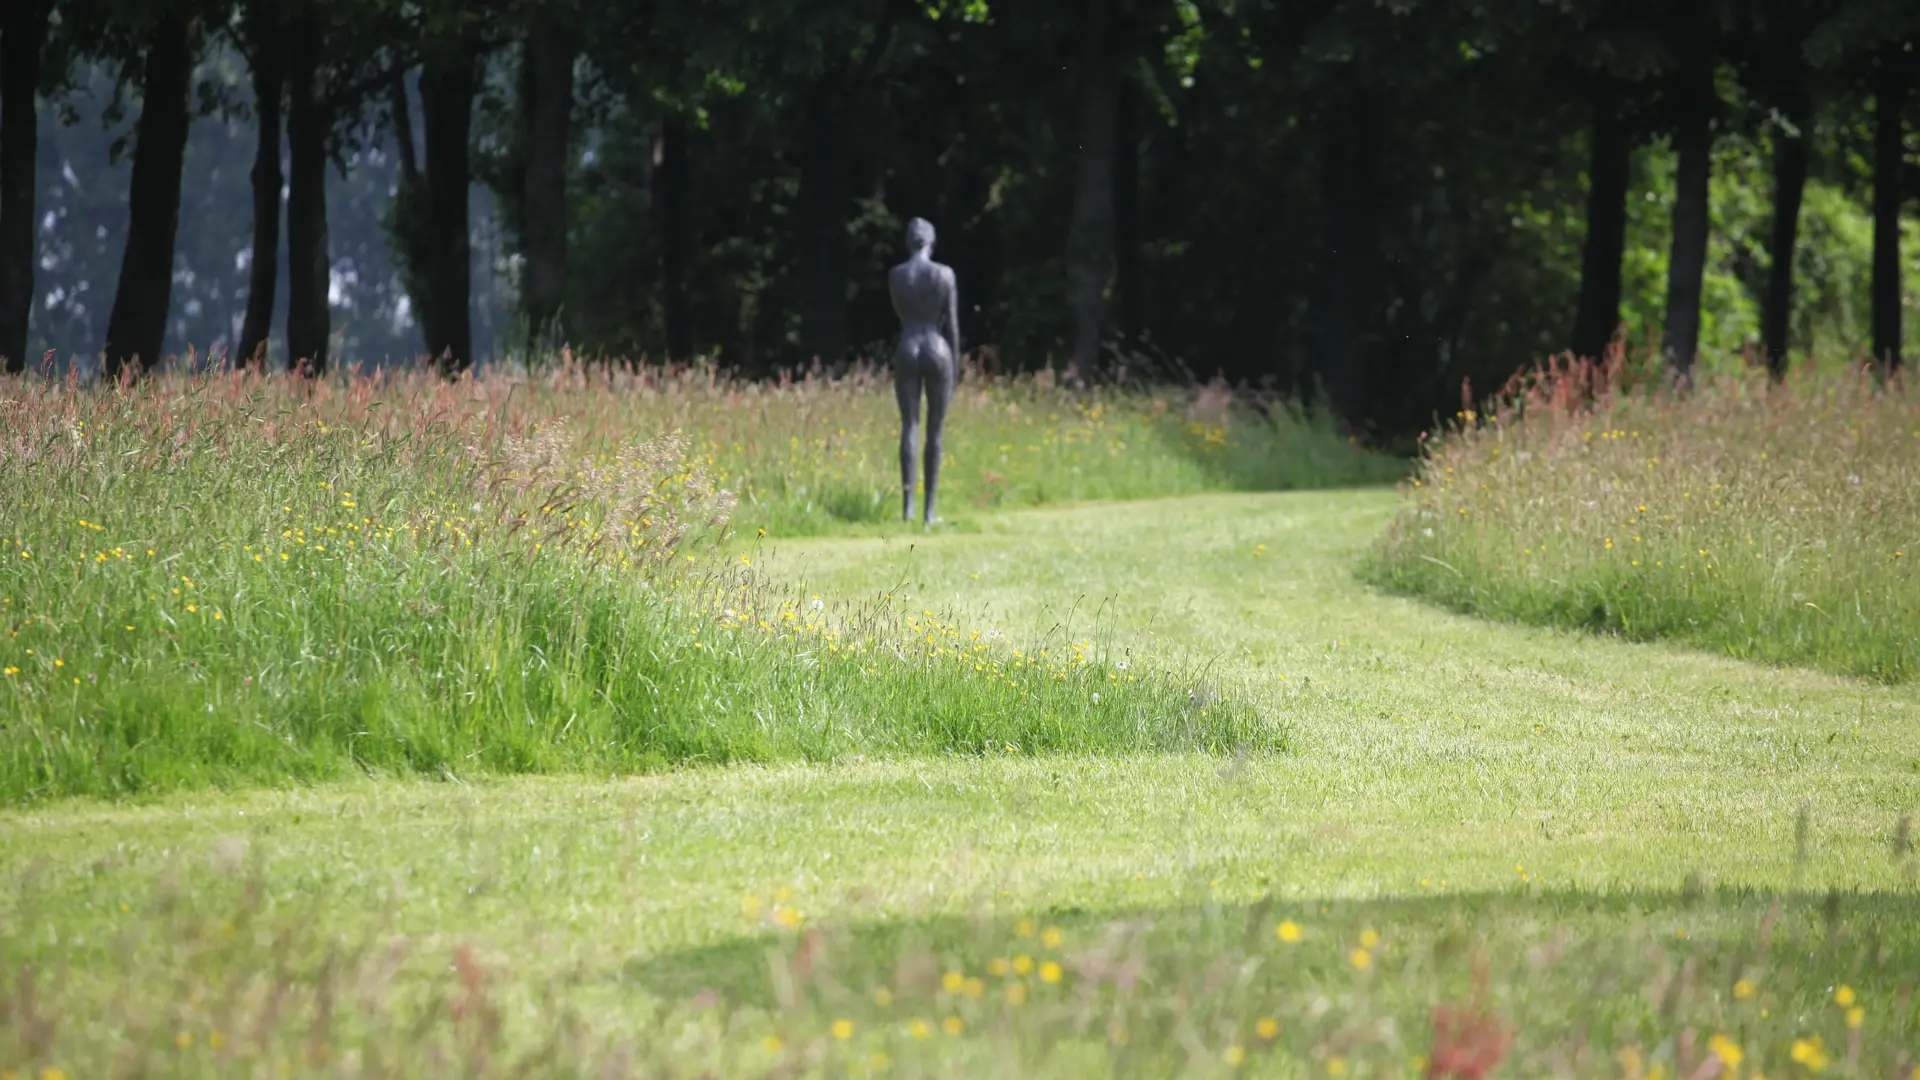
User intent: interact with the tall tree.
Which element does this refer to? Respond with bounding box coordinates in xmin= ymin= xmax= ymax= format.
xmin=236 ymin=1 xmax=286 ymax=370
xmin=285 ymin=9 xmax=331 ymax=373
xmin=0 ymin=0 xmax=51 ymax=373
xmin=1313 ymin=72 xmax=1383 ymax=423
xmin=103 ymin=12 xmax=198 ymax=378
xmin=1112 ymin=79 xmax=1144 ymax=351
xmin=386 ymin=67 xmax=434 ymax=352
xmin=1571 ymin=109 xmax=1632 ymax=362
xmin=789 ymin=0 xmax=904 ymax=368
xmin=1734 ymin=0 xmax=1822 ymax=379
xmin=419 ymin=36 xmax=478 ymax=372
xmin=658 ymin=112 xmax=694 ymax=361
xmin=1762 ymin=81 xmax=1810 ymax=379
xmin=1660 ymin=5 xmax=1716 ymax=384
xmin=520 ymin=8 xmax=576 ymax=346
xmin=794 ymin=75 xmax=853 ymax=366
xmin=1066 ymin=0 xmax=1121 ymax=378
xmin=1870 ymin=49 xmax=1907 ymax=373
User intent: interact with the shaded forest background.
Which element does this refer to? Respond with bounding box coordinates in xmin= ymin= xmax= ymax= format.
xmin=0 ymin=0 xmax=1917 ymax=439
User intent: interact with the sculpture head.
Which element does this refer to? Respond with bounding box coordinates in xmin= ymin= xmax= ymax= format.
xmin=906 ymin=217 xmax=936 ymax=255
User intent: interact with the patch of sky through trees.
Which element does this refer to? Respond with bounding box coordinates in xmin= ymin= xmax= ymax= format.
xmin=28 ymin=48 xmax=515 ymax=371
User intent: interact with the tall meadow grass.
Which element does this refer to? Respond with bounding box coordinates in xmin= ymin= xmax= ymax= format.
xmin=494 ymin=362 xmax=1403 ymax=532
xmin=0 ymin=364 xmax=1346 ymax=803
xmin=1364 ymin=356 xmax=1919 ymax=680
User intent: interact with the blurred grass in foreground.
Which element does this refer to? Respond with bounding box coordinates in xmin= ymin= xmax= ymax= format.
xmin=5 ymin=834 xmax=1917 ymax=1079
xmin=1364 ymin=357 xmax=1919 ymax=681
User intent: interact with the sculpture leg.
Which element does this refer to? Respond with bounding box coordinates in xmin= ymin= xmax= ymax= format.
xmin=895 ymin=362 xmax=921 ymax=522
xmin=922 ymin=358 xmax=953 ymax=524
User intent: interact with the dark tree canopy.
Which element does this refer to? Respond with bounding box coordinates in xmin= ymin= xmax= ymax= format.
xmin=2 ymin=0 xmax=1915 ymax=436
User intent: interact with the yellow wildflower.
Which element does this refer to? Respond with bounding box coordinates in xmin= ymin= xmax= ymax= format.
xmin=1790 ymin=1036 xmax=1828 ymax=1072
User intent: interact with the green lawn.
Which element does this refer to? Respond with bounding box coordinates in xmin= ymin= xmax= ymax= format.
xmin=5 ymin=491 xmax=1918 ymax=1078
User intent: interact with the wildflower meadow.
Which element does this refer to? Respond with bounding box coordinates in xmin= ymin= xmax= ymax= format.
xmin=1365 ymin=356 xmax=1920 ymax=681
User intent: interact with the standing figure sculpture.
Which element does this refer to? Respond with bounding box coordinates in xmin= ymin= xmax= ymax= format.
xmin=889 ymin=217 xmax=960 ymax=524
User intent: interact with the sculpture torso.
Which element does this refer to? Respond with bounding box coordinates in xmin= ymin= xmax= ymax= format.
xmin=889 ymin=253 xmax=957 ymax=366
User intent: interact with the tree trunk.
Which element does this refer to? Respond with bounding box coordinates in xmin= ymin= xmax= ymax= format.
xmin=237 ymin=4 xmax=285 ymax=371
xmin=1145 ymin=115 xmax=1188 ymax=374
xmin=1066 ymin=0 xmax=1119 ymax=380
xmin=386 ymin=69 xmax=436 ymax=354
xmin=0 ymin=0 xmax=48 ymax=374
xmin=658 ymin=112 xmax=693 ymax=362
xmin=285 ymin=15 xmax=330 ymax=374
xmin=1661 ymin=18 xmax=1713 ymax=384
xmin=104 ymin=14 xmax=197 ymax=378
xmin=1112 ymin=79 xmax=1143 ymax=352
xmin=1871 ymin=56 xmax=1906 ymax=374
xmin=795 ymin=76 xmax=851 ymax=369
xmin=1314 ymin=76 xmax=1379 ymax=425
xmin=1763 ymin=107 xmax=1808 ymax=379
xmin=521 ymin=12 xmax=574 ymax=347
xmin=420 ymin=41 xmax=476 ymax=373
xmin=1571 ymin=111 xmax=1630 ymax=363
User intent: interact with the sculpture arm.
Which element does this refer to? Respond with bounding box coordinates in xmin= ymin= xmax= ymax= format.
xmin=946 ymin=271 xmax=962 ymax=382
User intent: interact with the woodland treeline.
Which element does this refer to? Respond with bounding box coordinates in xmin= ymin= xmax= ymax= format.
xmin=0 ymin=1 xmax=1916 ymax=436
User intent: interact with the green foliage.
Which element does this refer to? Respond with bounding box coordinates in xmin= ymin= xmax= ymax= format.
xmin=1612 ymin=136 xmax=1920 ymax=371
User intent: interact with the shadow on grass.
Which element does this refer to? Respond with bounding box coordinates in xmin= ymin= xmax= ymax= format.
xmin=606 ymin=886 xmax=1920 ymax=1075
xmin=1159 ymin=409 xmax=1410 ymax=496
xmin=621 ymin=885 xmax=1920 ymax=1008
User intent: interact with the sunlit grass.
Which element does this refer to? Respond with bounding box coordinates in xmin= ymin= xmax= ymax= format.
xmin=1364 ymin=357 xmax=1920 ymax=680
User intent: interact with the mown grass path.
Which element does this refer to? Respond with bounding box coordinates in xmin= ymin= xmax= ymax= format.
xmin=777 ymin=490 xmax=1917 ymax=885
xmin=3 ymin=491 xmax=1917 ymax=1070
